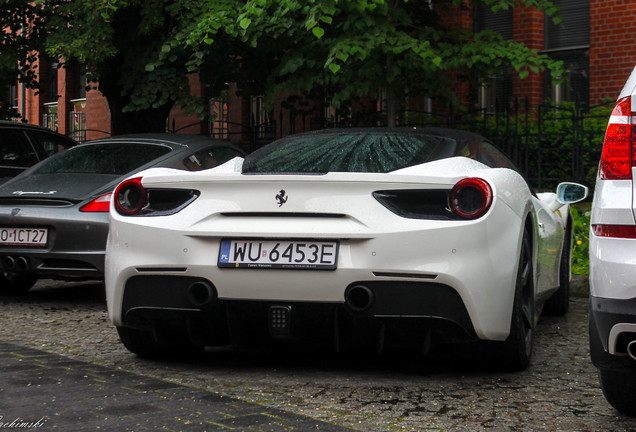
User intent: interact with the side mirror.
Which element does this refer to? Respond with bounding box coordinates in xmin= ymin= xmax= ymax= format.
xmin=556 ymin=182 xmax=589 ymax=204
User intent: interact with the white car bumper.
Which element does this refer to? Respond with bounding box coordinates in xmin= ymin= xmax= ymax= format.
xmin=106 ymin=199 xmax=523 ymax=342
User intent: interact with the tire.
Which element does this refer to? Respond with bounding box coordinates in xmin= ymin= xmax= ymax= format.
xmin=543 ymin=221 xmax=572 ymax=316
xmin=117 ymin=326 xmax=166 ymax=357
xmin=598 ymin=367 xmax=636 ymax=415
xmin=499 ymin=229 xmax=535 ymax=371
xmin=0 ymin=272 xmax=37 ymax=296
xmin=117 ymin=325 xmax=204 ymax=358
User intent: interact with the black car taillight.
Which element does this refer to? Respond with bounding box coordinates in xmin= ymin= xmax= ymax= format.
xmin=450 ymin=177 xmax=493 ymax=219
xmin=114 ymin=177 xmax=199 ymax=217
xmin=599 ymin=96 xmax=635 ymax=180
xmin=373 ymin=189 xmax=454 ymax=220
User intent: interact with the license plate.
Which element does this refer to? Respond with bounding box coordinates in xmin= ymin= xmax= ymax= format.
xmin=218 ymin=239 xmax=338 ymax=270
xmin=0 ymin=227 xmax=48 ymax=246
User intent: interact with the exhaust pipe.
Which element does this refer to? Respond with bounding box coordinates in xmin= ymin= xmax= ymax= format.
xmin=187 ymin=281 xmax=217 ymax=308
xmin=16 ymin=256 xmax=29 ymax=271
xmin=2 ymin=256 xmax=15 ymax=271
xmin=345 ymin=285 xmax=375 ymax=312
xmin=627 ymin=340 xmax=636 ymax=361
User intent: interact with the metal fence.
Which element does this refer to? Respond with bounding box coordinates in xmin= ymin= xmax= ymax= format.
xmin=75 ymin=97 xmax=611 ymax=192
xmin=445 ymin=98 xmax=613 ymax=191
xmin=294 ymin=97 xmax=612 ymax=191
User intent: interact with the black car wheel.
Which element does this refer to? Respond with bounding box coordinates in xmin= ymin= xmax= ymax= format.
xmin=0 ymin=272 xmax=37 ymax=295
xmin=117 ymin=324 xmax=204 ymax=357
xmin=116 ymin=326 xmax=166 ymax=357
xmin=499 ymin=229 xmax=535 ymax=371
xmin=598 ymin=367 xmax=636 ymax=415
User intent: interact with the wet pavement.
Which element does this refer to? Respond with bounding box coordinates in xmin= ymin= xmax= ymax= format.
xmin=1 ymin=341 xmax=352 ymax=431
xmin=1 ymin=278 xmax=635 ymax=431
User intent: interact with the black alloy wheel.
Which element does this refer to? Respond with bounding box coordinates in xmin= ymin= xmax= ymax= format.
xmin=0 ymin=271 xmax=37 ymax=295
xmin=499 ymin=228 xmax=535 ymax=371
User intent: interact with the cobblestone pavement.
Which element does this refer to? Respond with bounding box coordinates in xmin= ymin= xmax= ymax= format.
xmin=0 ymin=341 xmax=353 ymax=431
xmin=1 ymin=279 xmax=635 ymax=431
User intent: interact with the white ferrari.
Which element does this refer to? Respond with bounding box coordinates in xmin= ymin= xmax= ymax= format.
xmin=105 ymin=127 xmax=588 ymax=370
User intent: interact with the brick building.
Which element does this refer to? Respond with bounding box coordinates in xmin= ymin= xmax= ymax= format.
xmin=6 ymin=1 xmax=636 ymax=144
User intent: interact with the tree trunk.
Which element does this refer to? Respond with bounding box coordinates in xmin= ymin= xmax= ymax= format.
xmin=106 ymin=97 xmax=173 ymax=135
xmin=385 ymin=52 xmax=397 ymax=128
xmin=386 ymin=89 xmax=397 ymax=128
xmin=96 ymin=5 xmax=175 ymax=135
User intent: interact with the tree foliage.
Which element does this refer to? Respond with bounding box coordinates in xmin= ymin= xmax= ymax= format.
xmin=181 ymin=0 xmax=564 ymax=126
xmin=1 ymin=0 xmax=564 ymax=131
xmin=0 ymin=0 xmax=52 ymax=117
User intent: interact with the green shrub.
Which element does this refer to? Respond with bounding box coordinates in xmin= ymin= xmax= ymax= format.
xmin=452 ymin=100 xmax=613 ymax=191
xmin=571 ymin=203 xmax=591 ymax=275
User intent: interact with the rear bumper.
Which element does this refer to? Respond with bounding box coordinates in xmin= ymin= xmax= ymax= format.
xmin=0 ymin=251 xmax=105 ymax=278
xmin=120 ymin=275 xmax=477 ymax=349
xmin=106 ymin=192 xmax=525 ymax=341
xmin=0 ymin=209 xmax=108 ymax=278
xmin=590 ymin=296 xmax=636 ymax=371
xmin=589 ymin=230 xmax=636 ymax=371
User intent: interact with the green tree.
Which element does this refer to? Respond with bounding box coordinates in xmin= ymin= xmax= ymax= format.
xmin=3 ymin=0 xmax=563 ymax=132
xmin=182 ymin=0 xmax=564 ymax=126
xmin=0 ymin=0 xmax=50 ymax=118
xmin=45 ymin=0 xmax=240 ymax=134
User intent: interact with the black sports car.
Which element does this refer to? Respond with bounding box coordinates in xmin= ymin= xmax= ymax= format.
xmin=0 ymin=133 xmax=245 ymax=294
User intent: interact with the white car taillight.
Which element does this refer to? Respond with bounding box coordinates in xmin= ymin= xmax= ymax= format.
xmin=450 ymin=177 xmax=493 ymax=219
xmin=599 ymin=96 xmax=635 ymax=180
xmin=114 ymin=177 xmax=147 ymax=216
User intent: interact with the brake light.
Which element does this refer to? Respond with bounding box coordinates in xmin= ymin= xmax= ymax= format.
xmin=114 ymin=177 xmax=147 ymax=215
xmin=592 ymin=224 xmax=636 ymax=239
xmin=599 ymin=96 xmax=635 ymax=180
xmin=450 ymin=177 xmax=493 ymax=219
xmin=80 ymin=193 xmax=112 ymax=212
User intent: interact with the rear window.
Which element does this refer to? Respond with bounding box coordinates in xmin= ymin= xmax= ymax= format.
xmin=242 ymin=130 xmax=456 ymax=174
xmin=30 ymin=130 xmax=76 ymax=156
xmin=35 ymin=143 xmax=171 ymax=175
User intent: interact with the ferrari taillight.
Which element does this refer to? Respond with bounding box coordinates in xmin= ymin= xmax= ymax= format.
xmin=599 ymin=96 xmax=635 ymax=180
xmin=450 ymin=177 xmax=493 ymax=219
xmin=80 ymin=192 xmax=112 ymax=212
xmin=114 ymin=177 xmax=147 ymax=216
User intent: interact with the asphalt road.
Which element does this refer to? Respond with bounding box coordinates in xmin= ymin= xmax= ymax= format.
xmin=1 ymin=279 xmax=635 ymax=431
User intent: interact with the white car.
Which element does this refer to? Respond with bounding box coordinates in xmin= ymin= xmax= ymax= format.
xmin=105 ymin=127 xmax=587 ymax=371
xmin=590 ymin=66 xmax=636 ymax=415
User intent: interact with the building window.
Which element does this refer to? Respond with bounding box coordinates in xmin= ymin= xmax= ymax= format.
xmin=474 ymin=6 xmax=513 ymax=112
xmin=69 ymin=110 xmax=86 ymax=143
xmin=474 ymin=6 xmax=513 ymax=39
xmin=46 ymin=60 xmax=59 ymax=103
xmin=209 ymin=94 xmax=229 ymax=140
xmin=543 ymin=0 xmax=590 ymax=106
xmin=42 ymin=104 xmax=58 ymax=132
xmin=250 ymin=95 xmax=273 ymax=139
xmin=9 ymin=81 xmax=18 ymax=109
xmin=69 ymin=60 xmax=86 ymax=100
xmin=479 ymin=74 xmax=513 ymax=114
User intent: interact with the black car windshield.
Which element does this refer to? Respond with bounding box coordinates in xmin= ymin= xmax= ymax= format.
xmin=34 ymin=143 xmax=171 ymax=175
xmin=242 ymin=129 xmax=457 ymax=174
